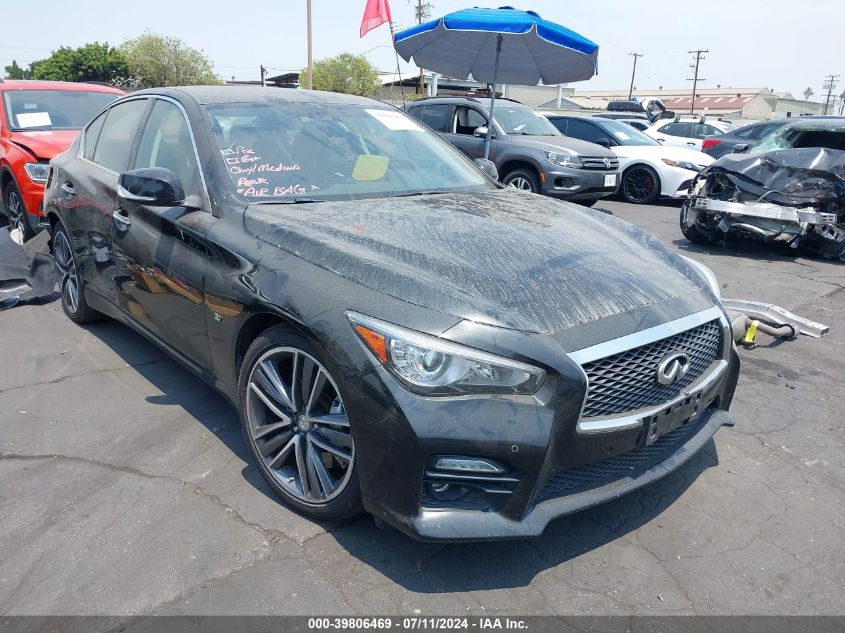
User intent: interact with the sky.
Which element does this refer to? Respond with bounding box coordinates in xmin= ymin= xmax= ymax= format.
xmin=1 ymin=0 xmax=842 ymax=101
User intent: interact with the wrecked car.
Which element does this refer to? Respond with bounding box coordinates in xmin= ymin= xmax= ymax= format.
xmin=680 ymin=119 xmax=845 ymax=261
xmin=44 ymin=87 xmax=739 ymax=541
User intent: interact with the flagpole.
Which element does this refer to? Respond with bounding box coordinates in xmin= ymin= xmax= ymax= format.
xmin=306 ymin=0 xmax=313 ymax=89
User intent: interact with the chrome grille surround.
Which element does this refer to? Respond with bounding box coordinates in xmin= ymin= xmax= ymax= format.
xmin=580 ymin=156 xmax=620 ymax=170
xmin=568 ymin=307 xmax=731 ymax=434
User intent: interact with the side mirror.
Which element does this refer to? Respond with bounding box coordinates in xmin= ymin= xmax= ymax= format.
xmin=117 ymin=168 xmax=185 ymax=206
xmin=473 ymin=125 xmax=489 ymax=138
xmin=595 ymin=136 xmax=612 ymax=148
xmin=732 ymin=143 xmax=750 ymax=154
xmin=473 ymin=158 xmax=499 ymax=181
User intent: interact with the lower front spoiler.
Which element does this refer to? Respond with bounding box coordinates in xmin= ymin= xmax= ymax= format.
xmin=398 ymin=408 xmax=734 ymax=542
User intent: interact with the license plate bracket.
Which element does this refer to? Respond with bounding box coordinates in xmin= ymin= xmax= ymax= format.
xmin=643 ymin=394 xmax=703 ymax=446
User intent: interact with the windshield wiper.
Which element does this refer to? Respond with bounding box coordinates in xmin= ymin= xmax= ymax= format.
xmin=393 ymin=191 xmax=451 ymax=198
xmin=252 ymin=197 xmax=325 ymax=205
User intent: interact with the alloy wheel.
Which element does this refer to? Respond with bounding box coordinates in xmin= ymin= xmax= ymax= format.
xmin=6 ymin=190 xmax=26 ymax=236
xmin=245 ymin=347 xmax=354 ymax=505
xmin=622 ymin=168 xmax=655 ymax=203
xmin=53 ymin=229 xmax=79 ymax=314
xmin=507 ymin=176 xmax=534 ymax=191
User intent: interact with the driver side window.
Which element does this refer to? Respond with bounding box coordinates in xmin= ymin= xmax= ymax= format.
xmin=133 ymin=100 xmax=202 ymax=199
xmin=454 ymin=107 xmax=487 ymax=136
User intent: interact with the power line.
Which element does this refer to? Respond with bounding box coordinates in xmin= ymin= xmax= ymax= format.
xmin=627 ymin=52 xmax=643 ymax=100
xmin=686 ymin=49 xmax=709 ymax=114
xmin=822 ymin=74 xmax=840 ymax=115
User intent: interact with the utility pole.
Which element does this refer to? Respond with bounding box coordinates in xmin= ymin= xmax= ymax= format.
xmin=627 ymin=52 xmax=643 ymax=100
xmin=306 ymin=0 xmax=313 ymax=89
xmin=260 ymin=65 xmax=266 ymax=87
xmin=822 ymin=74 xmax=840 ymax=114
xmin=414 ymin=0 xmax=433 ymax=94
xmin=686 ymin=49 xmax=709 ymax=114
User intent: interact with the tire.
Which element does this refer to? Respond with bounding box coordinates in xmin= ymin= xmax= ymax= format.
xmin=52 ymin=220 xmax=102 ymax=323
xmin=679 ymin=202 xmax=719 ymax=245
xmin=238 ymin=326 xmax=363 ymax=522
xmin=621 ymin=165 xmax=661 ymax=204
xmin=502 ymin=168 xmax=540 ymax=193
xmin=3 ymin=180 xmax=35 ymax=242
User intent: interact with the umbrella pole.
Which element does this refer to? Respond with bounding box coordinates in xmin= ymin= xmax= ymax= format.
xmin=483 ymin=34 xmax=503 ymax=161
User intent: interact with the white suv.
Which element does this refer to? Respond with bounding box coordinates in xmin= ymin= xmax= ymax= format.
xmin=645 ymin=116 xmax=733 ymax=151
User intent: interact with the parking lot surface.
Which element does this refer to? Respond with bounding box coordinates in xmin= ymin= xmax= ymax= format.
xmin=1 ymin=199 xmax=843 ymax=617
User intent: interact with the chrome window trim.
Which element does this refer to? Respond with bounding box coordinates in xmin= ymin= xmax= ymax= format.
xmin=77 ymin=95 xmax=212 ymax=213
xmin=568 ymin=306 xmax=731 ymax=434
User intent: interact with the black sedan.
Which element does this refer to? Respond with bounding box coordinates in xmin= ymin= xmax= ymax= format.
xmin=44 ymin=87 xmax=739 ymax=541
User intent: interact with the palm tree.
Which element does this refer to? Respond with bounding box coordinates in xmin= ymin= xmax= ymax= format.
xmin=802 ymin=87 xmax=814 ymax=100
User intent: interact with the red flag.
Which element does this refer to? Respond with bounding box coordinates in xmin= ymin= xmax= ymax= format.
xmin=360 ymin=0 xmax=392 ymax=38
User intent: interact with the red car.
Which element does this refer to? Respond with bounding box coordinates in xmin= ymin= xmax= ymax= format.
xmin=0 ymin=79 xmax=124 ymax=240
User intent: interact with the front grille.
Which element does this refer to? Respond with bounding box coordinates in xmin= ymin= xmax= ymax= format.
xmin=581 ymin=320 xmax=722 ymax=418
xmin=581 ymin=156 xmax=620 ymax=170
xmin=535 ymin=417 xmax=703 ymax=503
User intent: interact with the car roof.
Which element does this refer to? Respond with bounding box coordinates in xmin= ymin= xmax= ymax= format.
xmin=779 ymin=117 xmax=845 ymax=129
xmin=406 ymin=96 xmax=525 ymax=108
xmin=129 ymin=86 xmax=385 ymax=107
xmin=0 ymin=79 xmax=124 ymax=94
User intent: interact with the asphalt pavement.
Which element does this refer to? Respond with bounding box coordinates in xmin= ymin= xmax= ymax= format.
xmin=0 ymin=199 xmax=842 ymax=617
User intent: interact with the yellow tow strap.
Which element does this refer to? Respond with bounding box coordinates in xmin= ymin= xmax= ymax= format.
xmin=743 ymin=319 xmax=760 ymax=346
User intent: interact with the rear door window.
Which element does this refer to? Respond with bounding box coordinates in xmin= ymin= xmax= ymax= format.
xmin=93 ymin=99 xmax=149 ymax=173
xmin=659 ymin=122 xmax=692 ymax=137
xmin=83 ymin=111 xmax=108 ymax=161
xmin=414 ymin=104 xmax=453 ymax=133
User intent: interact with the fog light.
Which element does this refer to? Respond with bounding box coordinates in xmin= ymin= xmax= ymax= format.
xmin=433 ymin=457 xmax=503 ymax=474
xmin=426 ymin=482 xmax=468 ymax=502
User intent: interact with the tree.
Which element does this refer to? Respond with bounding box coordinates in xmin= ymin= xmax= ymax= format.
xmin=803 ymin=87 xmax=814 ymax=100
xmin=29 ymin=43 xmax=127 ymax=83
xmin=302 ymin=53 xmax=380 ymax=96
xmin=3 ymin=60 xmax=31 ymax=79
xmin=120 ymin=33 xmax=220 ymax=87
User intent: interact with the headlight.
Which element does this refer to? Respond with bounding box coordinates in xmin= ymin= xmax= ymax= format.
xmin=681 ymin=256 xmax=721 ymax=300
xmin=544 ymin=151 xmax=582 ymax=169
xmin=661 ymin=158 xmax=703 ymax=172
xmin=24 ymin=162 xmax=49 ymax=184
xmin=347 ymin=312 xmax=546 ymax=396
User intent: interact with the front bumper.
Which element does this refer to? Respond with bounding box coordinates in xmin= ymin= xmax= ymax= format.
xmin=343 ymin=308 xmax=740 ymax=542
xmin=541 ymin=166 xmax=619 ymax=201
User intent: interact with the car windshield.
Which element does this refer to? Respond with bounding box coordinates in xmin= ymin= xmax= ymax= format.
xmin=491 ymin=104 xmax=561 ymax=136
xmin=206 ymin=103 xmax=492 ymax=202
xmin=596 ymin=119 xmax=660 ymax=146
xmin=752 ymin=124 xmax=845 ymax=154
xmin=3 ymin=89 xmax=119 ymax=131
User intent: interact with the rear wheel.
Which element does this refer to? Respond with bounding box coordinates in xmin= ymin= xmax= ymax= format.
xmin=502 ymin=168 xmax=540 ymax=193
xmin=4 ymin=181 xmax=34 ymax=242
xmin=621 ymin=165 xmax=661 ymax=204
xmin=52 ymin=221 xmax=102 ymax=323
xmin=238 ymin=326 xmax=363 ymax=522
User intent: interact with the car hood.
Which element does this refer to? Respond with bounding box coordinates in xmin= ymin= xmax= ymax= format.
xmin=244 ymin=190 xmax=706 ymax=334
xmin=8 ymin=130 xmax=80 ymax=160
xmin=506 ymin=135 xmax=615 ymax=157
xmin=612 ymin=144 xmax=713 ymax=166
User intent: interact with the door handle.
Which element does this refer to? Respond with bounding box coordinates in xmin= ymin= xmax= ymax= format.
xmin=687 ymin=142 xmax=696 ymax=145
xmin=61 ymin=182 xmax=76 ymax=198
xmin=113 ymin=208 xmax=132 ymax=231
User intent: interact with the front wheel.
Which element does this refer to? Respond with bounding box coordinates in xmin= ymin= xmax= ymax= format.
xmin=4 ymin=181 xmax=35 ymax=242
xmin=679 ymin=203 xmax=719 ymax=245
xmin=502 ymin=168 xmax=540 ymax=193
xmin=621 ymin=165 xmax=661 ymax=204
xmin=238 ymin=326 xmax=363 ymax=522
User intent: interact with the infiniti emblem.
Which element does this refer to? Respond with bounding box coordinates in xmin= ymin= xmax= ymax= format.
xmin=656 ymin=352 xmax=691 ymax=385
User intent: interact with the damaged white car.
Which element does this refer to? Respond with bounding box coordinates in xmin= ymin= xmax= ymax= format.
xmin=680 ymin=119 xmax=845 ymax=261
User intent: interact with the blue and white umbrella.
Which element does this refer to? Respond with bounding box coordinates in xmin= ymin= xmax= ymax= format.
xmin=394 ymin=6 xmax=599 ymax=158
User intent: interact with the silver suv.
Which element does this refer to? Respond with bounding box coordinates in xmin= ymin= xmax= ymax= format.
xmin=405 ymin=97 xmax=620 ymax=206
